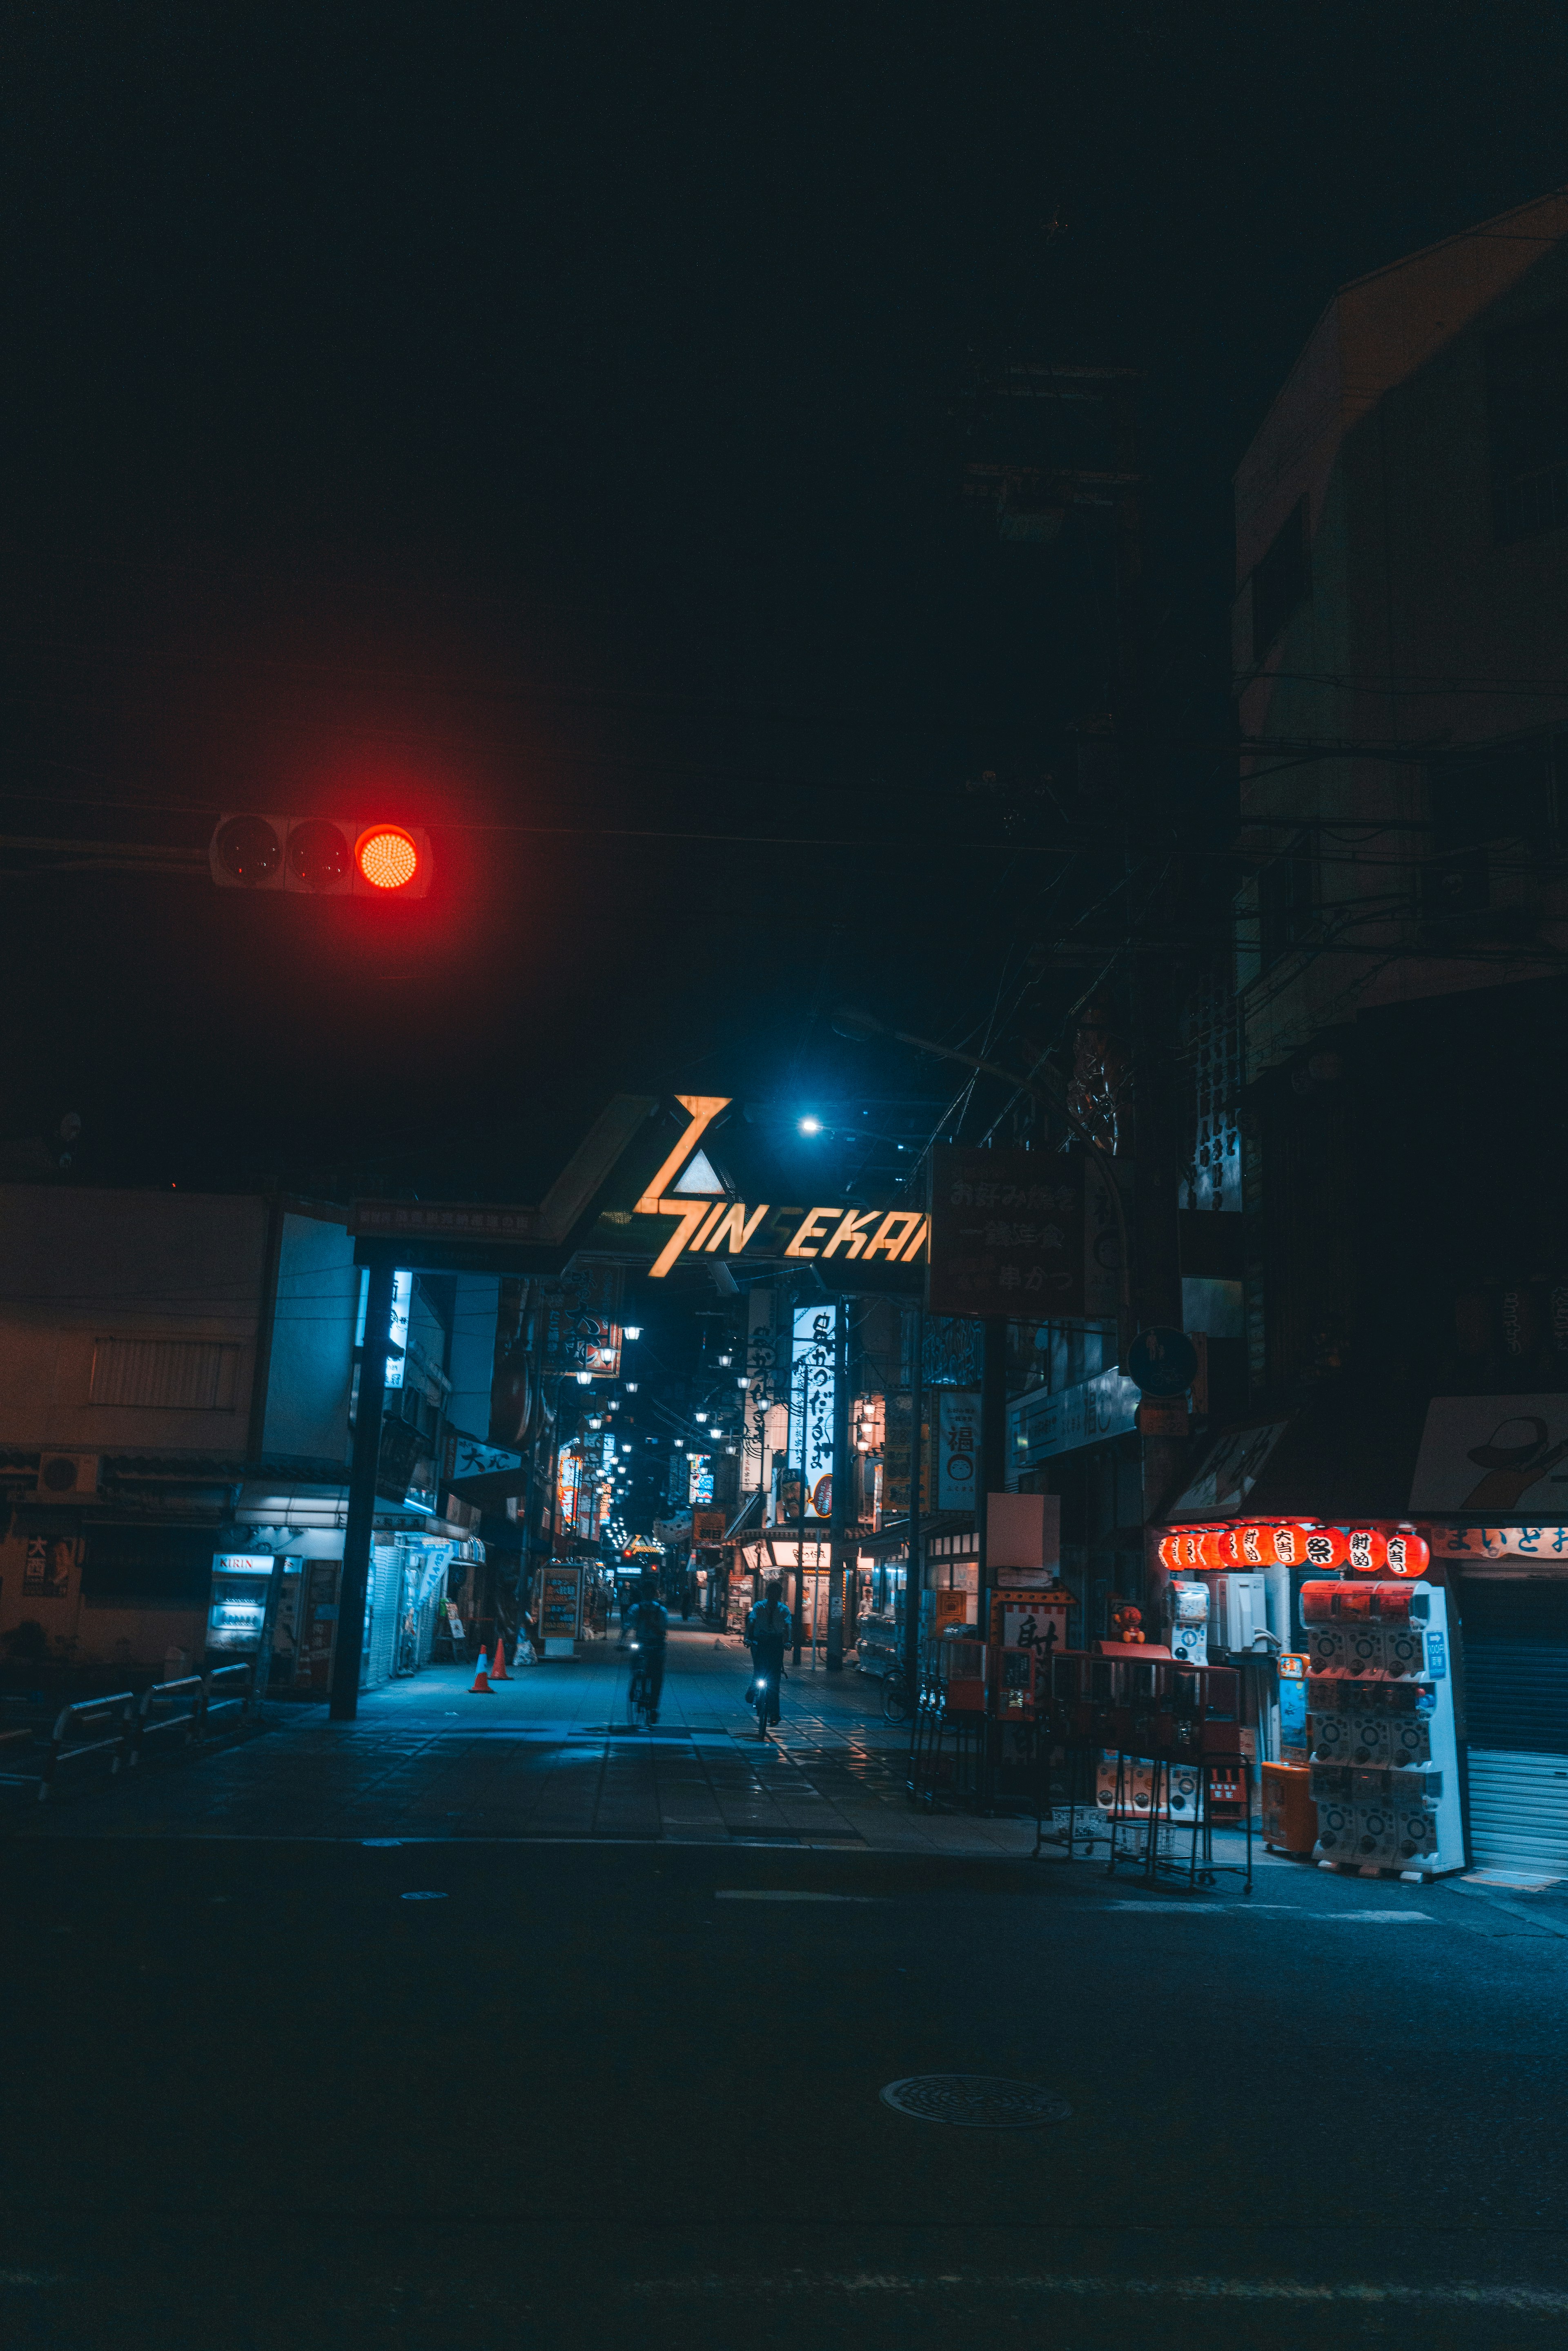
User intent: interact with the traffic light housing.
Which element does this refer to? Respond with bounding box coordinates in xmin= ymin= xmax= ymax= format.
xmin=207 ymin=815 xmax=433 ymax=898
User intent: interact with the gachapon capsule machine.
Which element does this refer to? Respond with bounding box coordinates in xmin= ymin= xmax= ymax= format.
xmin=1302 ymin=1578 xmax=1464 ymax=1880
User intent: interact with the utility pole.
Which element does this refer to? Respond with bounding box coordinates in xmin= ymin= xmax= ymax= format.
xmin=904 ymin=1303 xmax=925 ymax=1710
xmin=330 ymin=1257 xmax=394 ymax=1723
xmin=1107 ymin=376 xmax=1189 ymax=1529
xmin=978 ymin=1315 xmax=1008 ymax=1634
xmin=826 ymin=1301 xmax=850 ymax=1671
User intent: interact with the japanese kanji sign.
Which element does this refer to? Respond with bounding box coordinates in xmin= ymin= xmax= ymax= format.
xmin=927 ymin=1147 xmax=1085 ymax=1319
xmin=539 ymin=1261 xmax=624 ymax=1379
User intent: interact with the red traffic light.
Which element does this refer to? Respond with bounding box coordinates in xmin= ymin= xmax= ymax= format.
xmin=208 ymin=816 xmax=432 ymax=897
xmin=354 ymin=825 xmax=420 ymax=891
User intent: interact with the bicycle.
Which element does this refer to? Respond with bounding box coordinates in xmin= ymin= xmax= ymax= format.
xmin=626 ymin=1645 xmax=655 ymax=1730
xmin=881 ymin=1671 xmax=911 ymax=1726
xmin=750 ymin=1669 xmax=775 ymax=1738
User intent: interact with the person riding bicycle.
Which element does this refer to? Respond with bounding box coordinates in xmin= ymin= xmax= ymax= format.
xmin=626 ymin=1581 xmax=669 ymax=1723
xmin=745 ymin=1578 xmax=792 ymax=1737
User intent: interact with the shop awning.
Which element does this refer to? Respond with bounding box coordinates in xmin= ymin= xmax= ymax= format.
xmin=1167 ymin=1381 xmax=1429 ymax=1523
xmin=855 ymin=1509 xmax=976 ymax=1558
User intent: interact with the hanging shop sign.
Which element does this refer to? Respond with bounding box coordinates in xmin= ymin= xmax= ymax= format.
xmin=1011 ymin=1367 xmax=1140 ymax=1466
xmin=927 ymin=1145 xmax=1085 ymax=1319
xmin=935 ymin=1388 xmax=982 ymax=1510
xmin=1424 ymin=1523 xmax=1568 ymax=1561
xmin=540 ymin=1261 xmax=624 ymax=1378
xmin=1157 ymin=1520 xmax=1431 ymax=1577
xmin=1411 ymin=1394 xmax=1568 ymax=1515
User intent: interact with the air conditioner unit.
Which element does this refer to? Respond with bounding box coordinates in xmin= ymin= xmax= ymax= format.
xmin=37 ymin=1451 xmax=98 ymax=1497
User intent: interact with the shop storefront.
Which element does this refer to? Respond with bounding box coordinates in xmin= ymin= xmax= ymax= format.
xmin=1153 ymin=1517 xmax=1460 ymax=1876
xmin=1425 ymin=1527 xmax=1568 ymax=1878
xmin=223 ymin=1481 xmax=484 ymax=1696
xmin=1406 ymin=1399 xmax=1568 ymax=1880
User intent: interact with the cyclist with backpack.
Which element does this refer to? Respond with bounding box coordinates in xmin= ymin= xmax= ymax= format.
xmin=745 ymin=1578 xmax=793 ymax=1738
xmin=626 ymin=1580 xmax=669 ymax=1724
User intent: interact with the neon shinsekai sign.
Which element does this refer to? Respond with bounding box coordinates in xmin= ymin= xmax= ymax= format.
xmin=635 ymin=1094 xmax=930 ymax=1280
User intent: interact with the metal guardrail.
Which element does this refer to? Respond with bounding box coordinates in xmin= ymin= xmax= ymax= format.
xmin=202 ymin=1662 xmax=252 ymax=1731
xmin=0 ymin=1659 xmax=257 ymax=1803
xmin=131 ymin=1674 xmax=205 ymax=1763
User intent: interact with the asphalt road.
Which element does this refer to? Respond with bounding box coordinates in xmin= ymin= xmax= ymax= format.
xmin=2 ymin=1826 xmax=1566 ymax=2351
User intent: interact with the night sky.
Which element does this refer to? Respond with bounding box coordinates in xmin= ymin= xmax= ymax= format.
xmin=5 ymin=5 xmax=1566 ymax=1200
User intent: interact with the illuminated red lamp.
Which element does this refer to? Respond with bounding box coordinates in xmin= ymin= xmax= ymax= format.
xmin=1383 ymin=1528 xmax=1430 ymax=1577
xmin=355 ymin=825 xmax=421 ymax=892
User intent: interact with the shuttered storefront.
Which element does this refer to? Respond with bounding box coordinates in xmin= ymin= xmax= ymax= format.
xmin=361 ymin=1544 xmax=402 ymax=1692
xmin=1461 ymin=1576 xmax=1568 ymax=1876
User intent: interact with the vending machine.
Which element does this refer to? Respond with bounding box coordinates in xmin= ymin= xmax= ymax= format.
xmin=1302 ymin=1578 xmax=1463 ymax=1879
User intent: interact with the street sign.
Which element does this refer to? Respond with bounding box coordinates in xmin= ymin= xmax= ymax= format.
xmin=1126 ymin=1326 xmax=1198 ymax=1396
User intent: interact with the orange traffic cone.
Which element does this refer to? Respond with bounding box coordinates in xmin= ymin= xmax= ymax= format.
xmin=469 ymin=1646 xmax=493 ymax=1694
xmin=489 ymin=1633 xmax=512 ymax=1682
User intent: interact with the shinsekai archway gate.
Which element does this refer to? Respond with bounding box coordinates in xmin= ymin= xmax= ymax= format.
xmin=329 ymin=1095 xmax=928 ymax=1715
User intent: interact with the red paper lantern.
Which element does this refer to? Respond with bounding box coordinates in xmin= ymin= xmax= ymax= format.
xmin=1302 ymin=1526 xmax=1348 ymax=1571
xmin=1383 ymin=1529 xmax=1430 ymax=1578
xmin=1345 ymin=1528 xmax=1388 ymax=1574
xmin=1263 ymin=1522 xmax=1319 ymax=1567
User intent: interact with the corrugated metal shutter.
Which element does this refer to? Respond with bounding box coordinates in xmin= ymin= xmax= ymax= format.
xmin=1466 ymin=1749 xmax=1568 ymax=1872
xmin=1461 ymin=1578 xmax=1568 ymax=1874
xmin=362 ymin=1545 xmax=401 ymax=1691
xmin=90 ymin=1337 xmax=239 ymax=1410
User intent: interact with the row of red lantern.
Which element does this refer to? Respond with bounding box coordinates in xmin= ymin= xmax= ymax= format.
xmin=1157 ymin=1520 xmax=1431 ymax=1578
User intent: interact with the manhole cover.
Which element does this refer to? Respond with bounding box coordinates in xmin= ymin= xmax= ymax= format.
xmin=879 ymin=2075 xmax=1071 ymax=2128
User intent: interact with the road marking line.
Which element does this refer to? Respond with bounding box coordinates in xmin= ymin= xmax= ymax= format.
xmin=1103 ymin=1902 xmax=1431 ymax=1921
xmin=630 ymin=2273 xmax=1568 ymax=2310
xmin=715 ymin=1890 xmax=878 ymax=1902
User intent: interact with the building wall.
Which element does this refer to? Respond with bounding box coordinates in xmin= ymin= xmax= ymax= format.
xmin=258 ymin=1210 xmax=358 ymax=1464
xmin=1234 ymin=195 xmax=1568 ymax=1087
xmin=1231 ymin=195 xmax=1568 ymax=1405
xmin=445 ymin=1272 xmax=500 ymax=1442
xmin=0 ymin=1186 xmax=267 ymax=1453
xmin=0 ymin=1187 xmax=358 ymax=1671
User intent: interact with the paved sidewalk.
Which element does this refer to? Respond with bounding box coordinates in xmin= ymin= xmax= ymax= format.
xmin=0 ymin=1624 xmax=1273 ymax=1872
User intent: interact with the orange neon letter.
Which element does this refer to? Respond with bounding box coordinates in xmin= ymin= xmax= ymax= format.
xmin=822 ymin=1208 xmax=879 ymax=1259
xmin=638 ymin=1096 xmax=733 ymax=1275
xmin=648 ymin=1199 xmax=723 ymax=1278
xmin=862 ymin=1210 xmax=922 ymax=1261
xmin=703 ymin=1202 xmax=770 ymax=1253
xmin=635 ymin=1096 xmax=731 ymax=1215
xmin=784 ymin=1206 xmax=840 ymax=1259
